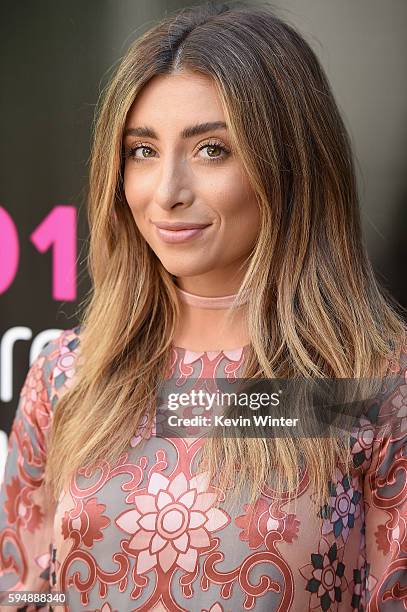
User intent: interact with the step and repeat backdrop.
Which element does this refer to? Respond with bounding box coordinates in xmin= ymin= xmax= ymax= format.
xmin=1 ymin=0 xmax=406 ymax=483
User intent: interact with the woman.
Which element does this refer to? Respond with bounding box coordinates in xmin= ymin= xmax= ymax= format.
xmin=0 ymin=2 xmax=406 ymax=610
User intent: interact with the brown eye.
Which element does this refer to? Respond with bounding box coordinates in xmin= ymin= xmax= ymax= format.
xmin=126 ymin=144 xmax=156 ymax=161
xmin=207 ymin=145 xmax=222 ymax=157
xmin=197 ymin=141 xmax=230 ymax=163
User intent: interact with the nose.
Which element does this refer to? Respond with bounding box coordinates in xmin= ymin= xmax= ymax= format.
xmin=153 ymin=155 xmax=194 ymax=210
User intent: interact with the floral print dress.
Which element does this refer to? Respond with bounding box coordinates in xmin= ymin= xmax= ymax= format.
xmin=0 ymin=326 xmax=406 ymax=611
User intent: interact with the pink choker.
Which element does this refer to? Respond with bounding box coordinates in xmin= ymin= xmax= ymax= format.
xmin=175 ymin=284 xmax=249 ymax=309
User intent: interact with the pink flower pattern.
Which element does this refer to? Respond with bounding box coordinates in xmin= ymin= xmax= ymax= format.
xmin=116 ymin=470 xmax=229 ymax=574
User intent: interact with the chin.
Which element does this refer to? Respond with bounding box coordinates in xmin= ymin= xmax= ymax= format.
xmin=158 ymin=260 xmax=213 ymax=279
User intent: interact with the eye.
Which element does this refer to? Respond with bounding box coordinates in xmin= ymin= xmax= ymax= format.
xmin=197 ymin=140 xmax=230 ymax=164
xmin=125 ymin=143 xmax=156 ymax=162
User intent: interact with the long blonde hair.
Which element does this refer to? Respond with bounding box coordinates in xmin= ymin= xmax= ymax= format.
xmin=44 ymin=1 xmax=405 ymax=510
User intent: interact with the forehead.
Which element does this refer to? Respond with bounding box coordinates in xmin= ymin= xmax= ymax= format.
xmin=125 ymin=71 xmax=225 ymax=127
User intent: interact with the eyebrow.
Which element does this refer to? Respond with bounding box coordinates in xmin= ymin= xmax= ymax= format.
xmin=123 ymin=121 xmax=228 ymax=140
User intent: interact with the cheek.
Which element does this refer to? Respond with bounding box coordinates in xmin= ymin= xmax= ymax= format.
xmin=218 ymin=178 xmax=260 ymax=230
xmin=229 ymin=203 xmax=260 ymax=249
xmin=123 ymin=176 xmax=134 ymax=209
xmin=123 ymin=175 xmax=145 ymax=221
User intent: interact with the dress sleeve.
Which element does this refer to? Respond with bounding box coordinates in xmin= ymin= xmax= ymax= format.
xmin=364 ymin=339 xmax=407 ymax=611
xmin=0 ymin=340 xmax=59 ymax=612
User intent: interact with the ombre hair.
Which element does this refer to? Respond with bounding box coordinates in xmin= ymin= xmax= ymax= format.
xmin=44 ymin=1 xmax=405 ymax=510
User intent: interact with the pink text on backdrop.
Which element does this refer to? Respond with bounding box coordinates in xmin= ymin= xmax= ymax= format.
xmin=0 ymin=205 xmax=77 ymax=301
xmin=0 ymin=207 xmax=19 ymax=295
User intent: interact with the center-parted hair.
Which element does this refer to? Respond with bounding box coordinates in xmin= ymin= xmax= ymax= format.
xmin=44 ymin=1 xmax=405 ymax=510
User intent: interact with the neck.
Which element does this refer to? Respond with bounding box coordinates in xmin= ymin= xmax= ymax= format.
xmin=174 ymin=285 xmax=248 ymax=309
xmin=172 ymin=281 xmax=250 ymax=351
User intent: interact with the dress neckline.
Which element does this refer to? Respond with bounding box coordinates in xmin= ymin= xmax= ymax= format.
xmin=172 ymin=343 xmax=250 ymax=354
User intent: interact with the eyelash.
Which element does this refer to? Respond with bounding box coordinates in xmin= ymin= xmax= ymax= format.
xmin=124 ymin=139 xmax=230 ymax=165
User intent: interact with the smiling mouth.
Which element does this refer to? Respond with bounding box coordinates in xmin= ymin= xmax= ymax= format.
xmin=152 ymin=220 xmax=211 ymax=230
xmin=153 ymin=224 xmax=210 ymax=244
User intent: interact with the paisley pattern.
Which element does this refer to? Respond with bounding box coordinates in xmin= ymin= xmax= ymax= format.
xmin=0 ymin=326 xmax=406 ymax=611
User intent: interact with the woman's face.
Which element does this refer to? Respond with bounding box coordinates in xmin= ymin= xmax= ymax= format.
xmin=123 ymin=70 xmax=260 ymax=294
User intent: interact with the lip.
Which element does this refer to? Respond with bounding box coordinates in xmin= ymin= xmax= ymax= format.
xmin=152 ymin=220 xmax=211 ymax=230
xmin=154 ymin=225 xmax=209 ymax=244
